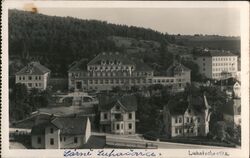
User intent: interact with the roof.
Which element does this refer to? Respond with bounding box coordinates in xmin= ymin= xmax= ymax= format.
xmin=68 ymin=58 xmax=88 ymax=72
xmin=88 ymin=52 xmax=134 ymax=65
xmin=51 ymin=117 xmax=88 ymax=135
xmin=166 ymin=62 xmax=190 ymax=76
xmin=16 ymin=62 xmax=50 ymax=75
xmin=31 ymin=116 xmax=89 ymax=135
xmin=98 ymin=95 xmax=138 ymax=112
xmin=165 ymin=95 xmax=207 ymax=115
xmin=196 ymin=49 xmax=238 ymax=57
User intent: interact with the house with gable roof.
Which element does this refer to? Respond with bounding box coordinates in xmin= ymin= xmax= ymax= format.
xmin=15 ymin=61 xmax=51 ymax=90
xmin=163 ymin=94 xmax=211 ymax=137
xmin=31 ymin=116 xmax=91 ymax=149
xmin=98 ymin=95 xmax=137 ymax=135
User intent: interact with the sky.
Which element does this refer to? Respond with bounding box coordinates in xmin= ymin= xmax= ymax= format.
xmin=24 ymin=7 xmax=241 ymax=36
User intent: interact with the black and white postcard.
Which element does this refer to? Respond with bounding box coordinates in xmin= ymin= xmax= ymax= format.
xmin=1 ymin=1 xmax=249 ymax=158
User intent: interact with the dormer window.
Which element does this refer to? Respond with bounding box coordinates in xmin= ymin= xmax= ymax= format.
xmin=116 ymin=105 xmax=120 ymax=110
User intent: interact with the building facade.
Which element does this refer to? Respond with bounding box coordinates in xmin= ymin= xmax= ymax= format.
xmin=31 ymin=116 xmax=91 ymax=149
xmin=68 ymin=52 xmax=190 ymax=92
xmin=193 ymin=49 xmax=238 ymax=80
xmin=15 ymin=62 xmax=51 ymax=90
xmin=98 ymin=95 xmax=137 ymax=135
xmin=163 ymin=95 xmax=211 ymax=138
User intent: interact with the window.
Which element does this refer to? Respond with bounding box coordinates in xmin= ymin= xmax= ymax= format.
xmin=179 ymin=118 xmax=182 ymax=123
xmin=35 ymin=76 xmax=38 ymax=80
xmin=175 ymin=118 xmax=178 ymax=123
xmin=23 ymin=76 xmax=25 ymax=80
xmin=50 ymin=138 xmax=54 ymax=145
xmin=64 ymin=137 xmax=66 ymax=141
xmin=128 ymin=123 xmax=132 ymax=129
xmin=116 ymin=105 xmax=120 ymax=110
xmin=197 ymin=127 xmax=200 ymax=133
xmin=116 ymin=124 xmax=120 ymax=130
xmin=104 ymin=113 xmax=107 ymax=119
xmin=37 ymin=137 xmax=41 ymax=144
xmin=19 ymin=76 xmax=22 ymax=80
xmin=128 ymin=113 xmax=132 ymax=119
xmin=197 ymin=117 xmax=201 ymax=123
xmin=190 ymin=118 xmax=193 ymax=123
xmin=60 ymin=137 xmax=62 ymax=142
xmin=29 ymin=76 xmax=32 ymax=80
xmin=186 ymin=118 xmax=189 ymax=123
xmin=203 ymin=58 xmax=205 ymax=61
xmin=74 ymin=137 xmax=78 ymax=143
xmin=175 ymin=128 xmax=178 ymax=134
xmin=50 ymin=128 xmax=54 ymax=134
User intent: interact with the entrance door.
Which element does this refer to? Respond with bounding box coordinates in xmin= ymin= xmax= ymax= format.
xmin=76 ymin=81 xmax=82 ymax=89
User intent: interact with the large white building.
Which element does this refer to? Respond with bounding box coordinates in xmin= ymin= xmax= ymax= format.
xmin=193 ymin=49 xmax=238 ymax=80
xmin=15 ymin=62 xmax=51 ymax=90
xmin=68 ymin=52 xmax=191 ymax=92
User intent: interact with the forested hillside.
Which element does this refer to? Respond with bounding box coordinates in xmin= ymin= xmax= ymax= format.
xmin=9 ymin=10 xmax=176 ymax=76
xmin=9 ymin=9 xmax=240 ymax=77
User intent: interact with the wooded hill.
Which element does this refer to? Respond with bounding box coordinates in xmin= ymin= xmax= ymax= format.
xmin=9 ymin=9 xmax=240 ymax=77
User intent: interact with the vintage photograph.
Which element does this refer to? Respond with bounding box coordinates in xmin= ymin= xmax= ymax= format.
xmin=1 ymin=1 xmax=249 ymax=158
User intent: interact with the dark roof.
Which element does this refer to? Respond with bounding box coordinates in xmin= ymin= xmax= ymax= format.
xmin=196 ymin=50 xmax=237 ymax=57
xmin=51 ymin=117 xmax=88 ymax=135
xmin=16 ymin=62 xmax=50 ymax=75
xmin=68 ymin=58 xmax=88 ymax=72
xmin=31 ymin=116 xmax=88 ymax=135
xmin=166 ymin=63 xmax=190 ymax=76
xmin=166 ymin=96 xmax=206 ymax=115
xmin=166 ymin=99 xmax=188 ymax=115
xmin=31 ymin=122 xmax=55 ymax=135
xmin=88 ymin=52 xmax=134 ymax=65
xmin=98 ymin=95 xmax=137 ymax=112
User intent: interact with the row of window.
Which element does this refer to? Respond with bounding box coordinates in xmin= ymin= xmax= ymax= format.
xmin=153 ymin=78 xmax=175 ymax=84
xmin=212 ymin=62 xmax=236 ymax=66
xmin=25 ymin=82 xmax=42 ymax=88
xmin=174 ymin=117 xmax=201 ymax=124
xmin=80 ymin=78 xmax=148 ymax=85
xmin=88 ymin=65 xmax=134 ymax=71
xmin=212 ymin=68 xmax=235 ymax=72
xmin=73 ymin=71 xmax=152 ymax=78
xmin=100 ymin=60 xmax=122 ymax=65
xmin=212 ymin=57 xmax=236 ymax=61
xmin=113 ymin=123 xmax=133 ymax=130
xmin=103 ymin=112 xmax=133 ymax=120
xmin=212 ymin=73 xmax=232 ymax=77
xmin=37 ymin=137 xmax=78 ymax=145
xmin=18 ymin=75 xmax=42 ymax=81
xmin=175 ymin=127 xmax=200 ymax=134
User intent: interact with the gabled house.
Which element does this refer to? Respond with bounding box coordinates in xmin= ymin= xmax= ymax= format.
xmin=15 ymin=62 xmax=51 ymax=90
xmin=31 ymin=116 xmax=91 ymax=149
xmin=98 ymin=95 xmax=137 ymax=135
xmin=163 ymin=95 xmax=211 ymax=138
